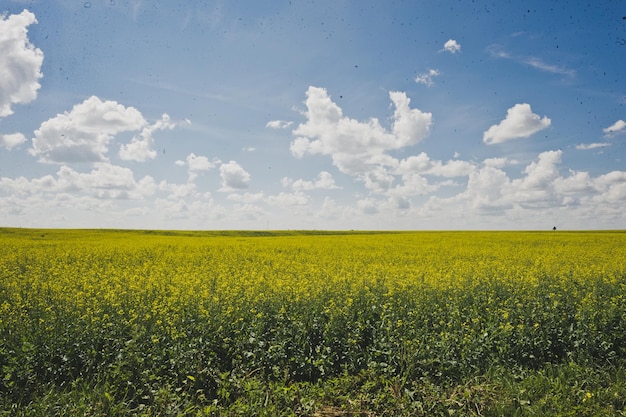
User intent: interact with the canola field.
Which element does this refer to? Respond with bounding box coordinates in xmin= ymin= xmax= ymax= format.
xmin=1 ymin=228 xmax=625 ymax=416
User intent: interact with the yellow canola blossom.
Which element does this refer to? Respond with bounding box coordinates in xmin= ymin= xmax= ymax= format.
xmin=0 ymin=229 xmax=624 ymax=392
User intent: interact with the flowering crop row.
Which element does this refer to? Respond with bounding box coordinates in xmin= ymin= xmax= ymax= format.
xmin=0 ymin=229 xmax=625 ymax=414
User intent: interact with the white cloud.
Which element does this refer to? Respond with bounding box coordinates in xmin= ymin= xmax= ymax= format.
xmin=442 ymin=39 xmax=461 ymax=54
xmin=282 ymin=171 xmax=340 ymax=190
xmin=226 ymin=192 xmax=265 ymax=203
xmin=487 ymin=45 xmax=576 ymax=78
xmin=513 ymin=150 xmax=562 ymax=191
xmin=158 ymin=181 xmax=197 ymax=199
xmin=219 ymin=160 xmax=250 ymax=191
xmin=0 ymin=10 xmax=43 ymax=118
xmin=0 ymin=163 xmax=156 ymax=200
xmin=154 ymin=192 xmax=221 ymax=224
xmin=30 ymin=96 xmax=147 ymax=163
xmin=266 ymin=191 xmax=310 ymax=207
xmin=175 ymin=152 xmax=221 ymax=182
xmin=483 ymin=103 xmax=551 ymax=144
xmin=2 ymin=148 xmax=625 ymax=229
xmin=389 ymin=155 xmax=470 ymax=199
xmin=187 ymin=153 xmax=217 ymax=172
xmin=524 ymin=57 xmax=575 ymax=77
xmin=455 ymin=151 xmax=567 ymax=212
xmin=0 ymin=133 xmax=27 ymax=149
xmin=396 ymin=152 xmax=432 ymax=173
xmin=357 ymin=197 xmax=380 ymax=214
xmin=291 ymin=86 xmax=432 ymax=176
xmin=415 ymin=68 xmax=440 ymax=86
xmin=118 ymin=135 xmax=156 ymax=162
xmin=362 ymin=166 xmax=395 ymax=192
xmin=483 ymin=157 xmax=517 ymax=168
xmin=266 ymin=120 xmax=293 ymax=129
xmin=425 ymin=159 xmax=475 ymax=178
xmin=575 ymin=143 xmax=609 ymax=150
xmin=390 ymin=91 xmax=432 ymax=144
xmin=119 ymin=113 xmax=175 ymax=162
xmin=288 ymin=87 xmax=477 ymax=201
xmin=420 ymin=149 xmax=626 ymax=227
xmin=603 ymin=120 xmax=626 ymax=137
xmin=396 ymin=152 xmax=475 ymax=178
xmin=461 ymin=166 xmax=512 ymax=210
xmin=486 ymin=44 xmax=511 ymax=59
xmin=554 ymin=170 xmax=594 ymax=194
xmin=388 ymin=172 xmax=438 ymax=197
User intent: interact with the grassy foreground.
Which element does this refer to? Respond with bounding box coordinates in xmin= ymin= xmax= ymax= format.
xmin=1 ymin=228 xmax=625 ymax=416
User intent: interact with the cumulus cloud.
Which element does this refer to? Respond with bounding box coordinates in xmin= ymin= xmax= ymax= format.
xmin=387 ymin=172 xmax=437 ymax=198
xmin=0 ymin=163 xmax=156 ymax=200
xmin=357 ymin=197 xmax=380 ymax=215
xmin=219 ymin=160 xmax=250 ymax=191
xmin=226 ymin=192 xmax=265 ymax=203
xmin=291 ymin=86 xmax=432 ymax=176
xmin=281 ymin=171 xmax=340 ymax=191
xmin=266 ymin=191 xmax=310 ymax=207
xmin=119 ymin=113 xmax=175 ymax=162
xmin=514 ymin=150 xmax=562 ymax=191
xmin=415 ymin=68 xmax=440 ymax=86
xmin=175 ymin=152 xmax=221 ymax=181
xmin=395 ymin=152 xmax=475 ymax=178
xmin=483 ymin=157 xmax=517 ymax=168
xmin=186 ymin=153 xmax=218 ymax=172
xmin=396 ymin=152 xmax=432 ymax=173
xmin=603 ymin=120 xmax=626 ymax=137
xmin=29 ymin=96 xmax=175 ymax=164
xmin=420 ymin=148 xmax=626 ymax=227
xmin=0 ymin=133 xmax=27 ymax=149
xmin=390 ymin=92 xmax=432 ymax=144
xmin=0 ymin=10 xmax=43 ymax=118
xmin=427 ymin=159 xmax=476 ymax=178
xmin=157 ymin=181 xmax=198 ymax=200
xmin=287 ymin=87 xmax=480 ymax=199
xmin=433 ymin=154 xmax=562 ymax=214
xmin=464 ymin=166 xmax=512 ymax=211
xmin=442 ymin=39 xmax=461 ymax=54
xmin=30 ymin=96 xmax=146 ymax=163
xmin=483 ymin=103 xmax=551 ymax=144
xmin=391 ymin=167 xmax=459 ymax=201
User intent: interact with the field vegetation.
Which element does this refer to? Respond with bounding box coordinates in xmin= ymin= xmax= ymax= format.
xmin=1 ymin=228 xmax=625 ymax=415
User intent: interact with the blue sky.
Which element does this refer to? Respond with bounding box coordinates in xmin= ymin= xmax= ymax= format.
xmin=1 ymin=0 xmax=624 ymax=229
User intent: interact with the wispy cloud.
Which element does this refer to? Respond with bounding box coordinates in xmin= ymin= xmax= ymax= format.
xmin=487 ymin=45 xmax=575 ymax=78
xmin=524 ymin=57 xmax=575 ymax=77
xmin=575 ymin=143 xmax=610 ymax=150
xmin=266 ymin=120 xmax=293 ymax=129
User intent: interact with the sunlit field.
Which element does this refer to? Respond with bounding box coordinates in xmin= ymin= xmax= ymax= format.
xmin=1 ymin=228 xmax=625 ymax=416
